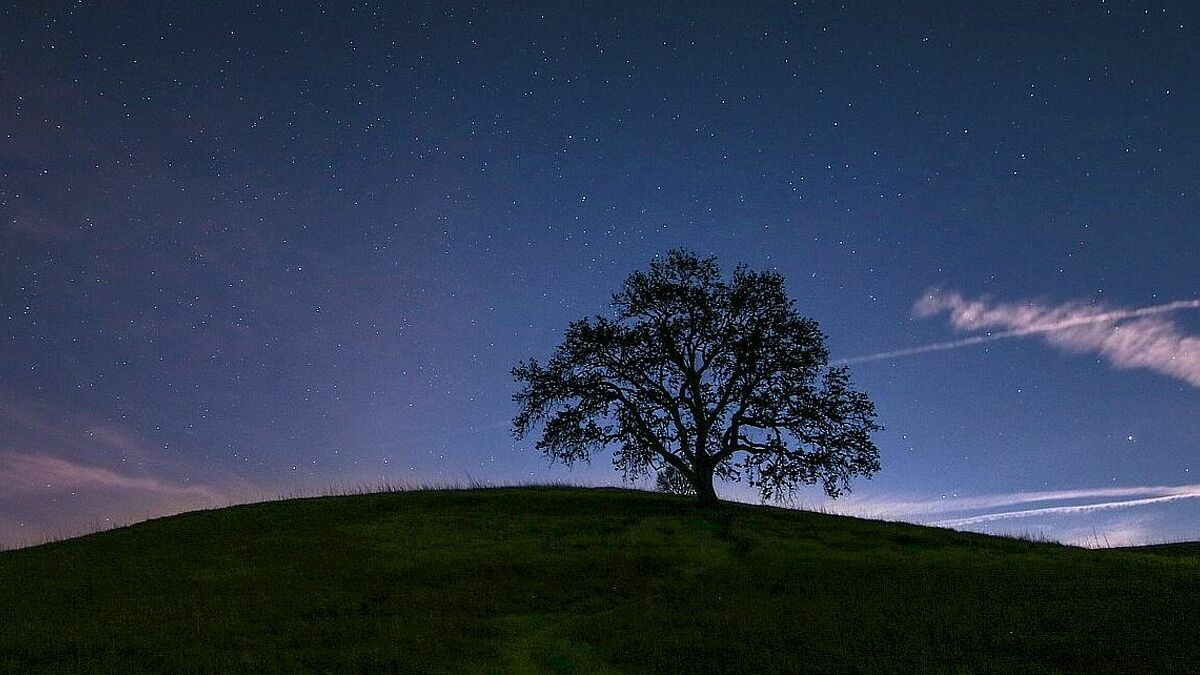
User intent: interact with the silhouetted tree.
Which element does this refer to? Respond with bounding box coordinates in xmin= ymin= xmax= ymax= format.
xmin=512 ymin=249 xmax=881 ymax=507
xmin=655 ymin=466 xmax=696 ymax=497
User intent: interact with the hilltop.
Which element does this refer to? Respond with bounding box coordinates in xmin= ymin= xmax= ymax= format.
xmin=1 ymin=487 xmax=1197 ymax=672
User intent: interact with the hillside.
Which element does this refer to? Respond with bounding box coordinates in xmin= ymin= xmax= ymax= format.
xmin=1 ymin=487 xmax=1197 ymax=673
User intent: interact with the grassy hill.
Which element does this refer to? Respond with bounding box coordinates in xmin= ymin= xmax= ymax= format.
xmin=1 ymin=487 xmax=1197 ymax=673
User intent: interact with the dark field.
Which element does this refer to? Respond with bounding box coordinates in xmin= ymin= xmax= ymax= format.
xmin=1 ymin=487 xmax=1197 ymax=673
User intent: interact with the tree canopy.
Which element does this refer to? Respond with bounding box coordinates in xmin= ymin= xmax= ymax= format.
xmin=512 ymin=249 xmax=882 ymax=506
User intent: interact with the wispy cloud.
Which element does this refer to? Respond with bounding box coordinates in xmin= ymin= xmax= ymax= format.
xmin=0 ymin=395 xmax=260 ymax=548
xmin=846 ymin=484 xmax=1200 ymax=519
xmin=0 ymin=452 xmax=225 ymax=501
xmin=841 ymin=292 xmax=1200 ymax=386
xmin=830 ymin=483 xmax=1200 ymax=538
xmin=929 ymin=488 xmax=1200 ymax=528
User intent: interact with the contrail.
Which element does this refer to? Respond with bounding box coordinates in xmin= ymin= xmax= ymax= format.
xmin=930 ymin=490 xmax=1200 ymax=528
xmin=838 ymin=298 xmax=1200 ymax=365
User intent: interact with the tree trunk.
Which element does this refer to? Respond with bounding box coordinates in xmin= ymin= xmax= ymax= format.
xmin=693 ymin=464 xmax=719 ymax=508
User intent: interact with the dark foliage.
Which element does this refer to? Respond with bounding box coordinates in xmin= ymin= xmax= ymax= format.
xmin=513 ymin=249 xmax=882 ymax=505
xmin=655 ymin=466 xmax=696 ymax=496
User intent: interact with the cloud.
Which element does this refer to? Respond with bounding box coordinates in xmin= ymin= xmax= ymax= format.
xmin=844 ymin=484 xmax=1200 ymax=520
xmin=929 ymin=488 xmax=1200 ymax=528
xmin=0 ymin=451 xmax=239 ymax=548
xmin=841 ymin=292 xmax=1200 ymax=386
xmin=0 ymin=452 xmax=225 ymax=501
xmin=0 ymin=395 xmax=156 ymax=457
xmin=0 ymin=395 xmax=267 ymax=548
xmin=825 ymin=482 xmax=1200 ymax=538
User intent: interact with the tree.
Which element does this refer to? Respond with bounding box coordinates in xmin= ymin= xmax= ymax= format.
xmin=654 ymin=466 xmax=696 ymax=497
xmin=512 ymin=249 xmax=881 ymax=507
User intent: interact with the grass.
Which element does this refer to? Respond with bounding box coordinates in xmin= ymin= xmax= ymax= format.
xmin=1 ymin=486 xmax=1197 ymax=673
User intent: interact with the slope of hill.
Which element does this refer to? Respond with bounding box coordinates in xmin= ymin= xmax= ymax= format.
xmin=1 ymin=487 xmax=1197 ymax=673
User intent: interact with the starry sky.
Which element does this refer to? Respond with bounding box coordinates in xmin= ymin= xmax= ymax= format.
xmin=2 ymin=1 xmax=1197 ymax=548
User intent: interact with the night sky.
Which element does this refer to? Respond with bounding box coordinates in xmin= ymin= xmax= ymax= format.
xmin=3 ymin=1 xmax=1197 ymax=548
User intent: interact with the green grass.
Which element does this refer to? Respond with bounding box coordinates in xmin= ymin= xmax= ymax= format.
xmin=1 ymin=487 xmax=1197 ymax=673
